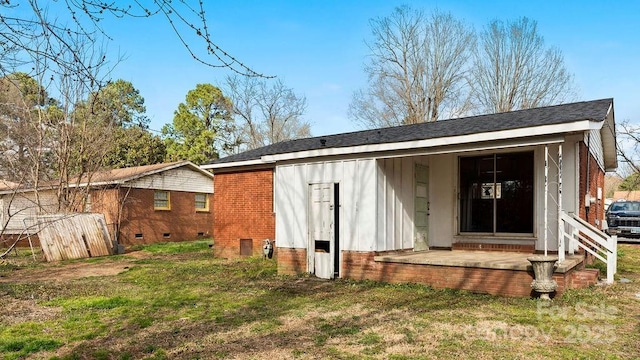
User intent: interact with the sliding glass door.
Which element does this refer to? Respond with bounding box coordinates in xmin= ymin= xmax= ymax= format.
xmin=459 ymin=151 xmax=534 ymax=234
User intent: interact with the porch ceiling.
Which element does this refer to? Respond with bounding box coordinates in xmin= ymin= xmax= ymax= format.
xmin=374 ymin=250 xmax=584 ymax=273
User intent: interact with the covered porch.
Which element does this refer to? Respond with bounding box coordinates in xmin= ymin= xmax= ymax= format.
xmin=360 ymin=138 xmax=616 ymax=297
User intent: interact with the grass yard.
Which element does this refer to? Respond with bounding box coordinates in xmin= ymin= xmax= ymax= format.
xmin=1 ymin=240 xmax=639 ymax=359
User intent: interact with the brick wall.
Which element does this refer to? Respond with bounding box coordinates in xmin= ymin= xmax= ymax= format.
xmin=0 ymin=234 xmax=40 ymax=248
xmin=277 ymin=248 xmax=307 ymax=275
xmin=90 ymin=188 xmax=120 ymax=242
xmin=339 ymin=251 xmax=594 ymax=297
xmin=578 ymin=142 xmax=606 ymax=227
xmin=92 ymin=187 xmax=212 ymax=246
xmin=213 ymin=169 xmax=275 ymax=258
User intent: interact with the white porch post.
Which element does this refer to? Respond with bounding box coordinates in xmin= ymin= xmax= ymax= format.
xmin=557 ymin=144 xmax=565 ymax=262
xmin=544 ymin=145 xmax=549 ymax=256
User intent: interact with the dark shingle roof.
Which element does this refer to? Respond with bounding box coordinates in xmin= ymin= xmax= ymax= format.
xmin=207 ymin=98 xmax=613 ymax=165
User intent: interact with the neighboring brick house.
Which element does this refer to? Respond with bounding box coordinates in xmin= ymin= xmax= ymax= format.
xmin=1 ymin=161 xmax=214 ymax=248
xmin=202 ymin=99 xmax=618 ymax=297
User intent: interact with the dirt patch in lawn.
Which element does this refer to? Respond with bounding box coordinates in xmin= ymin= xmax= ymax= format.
xmin=0 ymin=295 xmax=62 ymax=324
xmin=0 ymin=251 xmax=148 ymax=283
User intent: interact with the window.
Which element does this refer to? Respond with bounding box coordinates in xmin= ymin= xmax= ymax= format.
xmin=154 ymin=191 xmax=170 ymax=210
xmin=459 ymin=151 xmax=534 ymax=234
xmin=195 ymin=193 xmax=209 ymax=211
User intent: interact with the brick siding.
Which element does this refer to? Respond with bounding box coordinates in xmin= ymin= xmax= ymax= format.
xmin=213 ymin=169 xmax=275 ymax=258
xmin=576 ymin=142 xmax=607 ymax=264
xmin=277 ymin=248 xmax=308 ymax=275
xmin=92 ymin=187 xmax=212 ymax=246
xmin=0 ymin=234 xmax=39 ymax=248
xmin=337 ymin=251 xmax=595 ymax=297
xmin=578 ymin=142 xmax=606 ymax=227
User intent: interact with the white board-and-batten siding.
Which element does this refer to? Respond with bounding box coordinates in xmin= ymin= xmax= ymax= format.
xmin=275 ymin=159 xmax=377 ymax=251
xmin=376 ymin=154 xmax=458 ymax=250
xmin=376 ymin=157 xmax=417 ymax=251
xmin=127 ymin=168 xmax=213 ymax=194
xmin=275 ymin=157 xmax=428 ymax=253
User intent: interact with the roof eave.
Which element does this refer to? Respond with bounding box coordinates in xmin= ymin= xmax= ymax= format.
xmin=200 ymin=159 xmax=275 ymax=171
xmin=261 ymin=119 xmax=594 ymax=163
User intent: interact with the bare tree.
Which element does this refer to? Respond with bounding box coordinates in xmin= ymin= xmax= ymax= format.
xmin=223 ymin=75 xmax=310 ymax=152
xmin=614 ymin=120 xmax=640 ymax=192
xmin=469 ymin=17 xmax=576 ymax=113
xmin=0 ymin=0 xmax=269 ymax=82
xmin=0 ymin=1 xmax=208 ymax=259
xmin=349 ymin=6 xmax=475 ymax=128
xmin=0 ymin=35 xmax=115 ymax=208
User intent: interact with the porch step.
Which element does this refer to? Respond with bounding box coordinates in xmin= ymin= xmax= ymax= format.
xmin=453 ymin=243 xmax=534 ymax=253
xmin=571 ymin=268 xmax=600 ymax=289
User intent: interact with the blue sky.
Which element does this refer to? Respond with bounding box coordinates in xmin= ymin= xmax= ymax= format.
xmin=99 ymin=1 xmax=639 ymax=136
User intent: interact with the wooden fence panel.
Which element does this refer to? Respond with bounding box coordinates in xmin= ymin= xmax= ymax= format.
xmin=37 ymin=213 xmax=113 ymax=262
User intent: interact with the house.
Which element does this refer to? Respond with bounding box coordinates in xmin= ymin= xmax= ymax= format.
xmin=202 ymin=99 xmax=617 ymax=297
xmin=0 ymin=161 xmax=214 ymax=248
xmin=612 ymin=190 xmax=640 ymax=201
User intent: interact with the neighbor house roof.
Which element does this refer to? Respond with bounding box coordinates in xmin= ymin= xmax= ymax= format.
xmin=0 ymin=180 xmax=20 ymax=192
xmin=612 ymin=191 xmax=640 ymax=201
xmin=0 ymin=161 xmax=213 ymax=195
xmin=74 ymin=160 xmax=213 ymax=187
xmin=202 ymin=98 xmax=616 ymax=171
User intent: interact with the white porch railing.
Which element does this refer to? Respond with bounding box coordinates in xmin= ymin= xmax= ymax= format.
xmin=560 ymin=211 xmax=617 ymax=284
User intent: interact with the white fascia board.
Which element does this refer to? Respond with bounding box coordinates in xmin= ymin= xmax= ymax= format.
xmin=200 ymin=158 xmax=274 ymax=170
xmin=183 ymin=162 xmax=215 ymax=178
xmin=263 ymin=120 xmax=592 ymax=163
xmin=589 ymin=120 xmax=606 ymax=131
xmin=72 ymin=180 xmax=126 ymax=188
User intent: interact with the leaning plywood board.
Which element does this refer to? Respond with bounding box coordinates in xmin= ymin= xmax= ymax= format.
xmin=37 ymin=213 xmax=113 ymax=262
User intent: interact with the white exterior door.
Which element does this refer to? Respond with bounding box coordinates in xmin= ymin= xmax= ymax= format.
xmin=309 ymin=183 xmax=334 ymax=279
xmin=415 ymin=165 xmax=429 ymax=251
